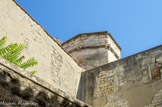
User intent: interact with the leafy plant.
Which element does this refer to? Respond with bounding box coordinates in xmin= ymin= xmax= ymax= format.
xmin=0 ymin=36 xmax=38 ymax=74
xmin=29 ymin=70 xmax=37 ymax=74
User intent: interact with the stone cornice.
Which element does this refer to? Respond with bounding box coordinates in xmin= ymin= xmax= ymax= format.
xmin=67 ymin=45 xmax=120 ymax=59
xmin=62 ymin=31 xmax=121 ymax=51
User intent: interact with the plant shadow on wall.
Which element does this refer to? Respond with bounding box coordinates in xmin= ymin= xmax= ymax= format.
xmin=0 ymin=70 xmax=88 ymax=107
xmin=0 ymin=36 xmax=38 ymax=74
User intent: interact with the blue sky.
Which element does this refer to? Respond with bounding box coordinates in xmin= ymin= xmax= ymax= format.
xmin=16 ymin=0 xmax=162 ymax=58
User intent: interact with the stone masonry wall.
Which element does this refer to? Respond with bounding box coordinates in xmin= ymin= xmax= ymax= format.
xmin=107 ymin=35 xmax=121 ymax=59
xmin=70 ymin=48 xmax=108 ymax=70
xmin=0 ymin=57 xmax=90 ymax=107
xmin=77 ymin=45 xmax=162 ymax=107
xmin=62 ymin=31 xmax=121 ymax=70
xmin=0 ymin=0 xmax=84 ymax=97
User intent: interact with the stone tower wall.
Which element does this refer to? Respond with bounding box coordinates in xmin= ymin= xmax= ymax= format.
xmin=0 ymin=0 xmax=83 ymax=97
xmin=62 ymin=31 xmax=121 ymax=70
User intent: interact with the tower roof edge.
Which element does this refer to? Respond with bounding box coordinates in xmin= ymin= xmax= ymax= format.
xmin=62 ymin=31 xmax=122 ymax=50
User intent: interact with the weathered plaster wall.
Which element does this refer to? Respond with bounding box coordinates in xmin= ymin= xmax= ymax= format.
xmin=62 ymin=31 xmax=121 ymax=70
xmin=0 ymin=57 xmax=90 ymax=107
xmin=0 ymin=0 xmax=84 ymax=97
xmin=77 ymin=45 xmax=162 ymax=107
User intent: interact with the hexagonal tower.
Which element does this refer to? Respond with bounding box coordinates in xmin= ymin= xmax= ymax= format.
xmin=62 ymin=31 xmax=121 ymax=70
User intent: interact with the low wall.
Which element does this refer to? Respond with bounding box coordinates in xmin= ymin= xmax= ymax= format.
xmin=77 ymin=45 xmax=162 ymax=107
xmin=0 ymin=57 xmax=90 ymax=107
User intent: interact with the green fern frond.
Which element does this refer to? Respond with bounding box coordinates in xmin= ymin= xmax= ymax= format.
xmin=0 ymin=36 xmax=7 ymax=49
xmin=29 ymin=70 xmax=37 ymax=74
xmin=5 ymin=44 xmax=24 ymax=61
xmin=20 ymin=57 xmax=38 ymax=70
xmin=0 ymin=36 xmax=38 ymax=74
xmin=1 ymin=43 xmax=24 ymax=65
xmin=0 ymin=43 xmax=18 ymax=57
xmin=15 ymin=56 xmax=25 ymax=66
